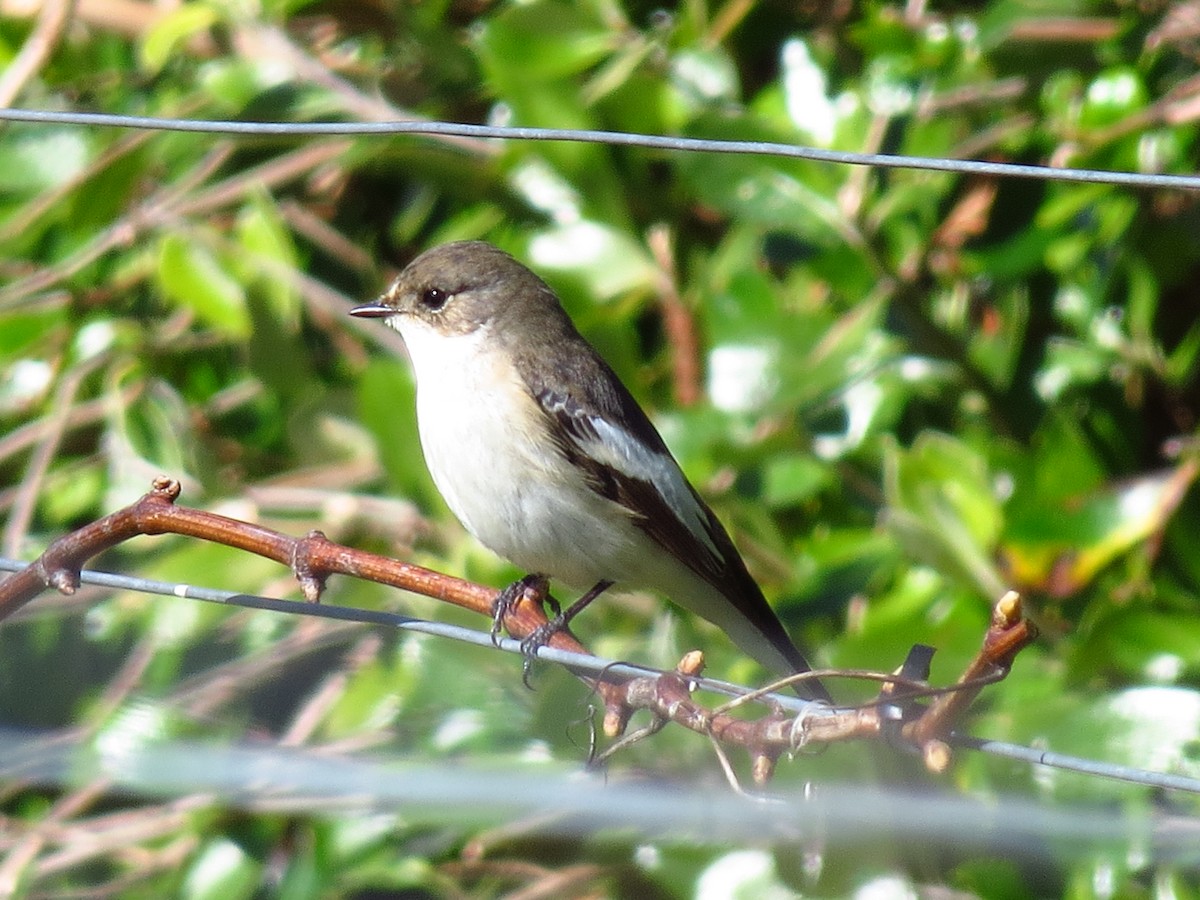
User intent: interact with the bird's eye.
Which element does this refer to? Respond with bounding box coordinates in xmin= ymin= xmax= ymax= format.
xmin=420 ymin=287 xmax=448 ymax=311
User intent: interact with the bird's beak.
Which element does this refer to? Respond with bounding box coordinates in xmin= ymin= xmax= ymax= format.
xmin=349 ymin=302 xmax=395 ymax=318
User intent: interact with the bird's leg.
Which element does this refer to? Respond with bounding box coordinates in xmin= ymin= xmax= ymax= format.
xmin=519 ymin=580 xmax=614 ymax=680
xmin=490 ymin=573 xmax=554 ymax=646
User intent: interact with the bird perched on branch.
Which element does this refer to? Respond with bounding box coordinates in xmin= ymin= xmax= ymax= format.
xmin=351 ymin=240 xmax=829 ymax=702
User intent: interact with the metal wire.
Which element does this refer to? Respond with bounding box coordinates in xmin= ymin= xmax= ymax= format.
xmin=2 ymin=556 xmax=1198 ymax=794
xmin=0 ymin=556 xmax=661 ymax=679
xmin=1 ymin=108 xmax=1198 ymax=191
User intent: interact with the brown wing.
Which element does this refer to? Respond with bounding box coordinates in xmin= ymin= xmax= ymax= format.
xmin=531 ymin=380 xmax=829 ymax=701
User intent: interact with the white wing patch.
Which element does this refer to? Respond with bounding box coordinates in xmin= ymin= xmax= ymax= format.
xmin=579 ymin=416 xmax=722 ymax=560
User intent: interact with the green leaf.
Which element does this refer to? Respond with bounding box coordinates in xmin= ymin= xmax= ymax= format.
xmin=762 ymin=452 xmax=832 ymax=507
xmin=1002 ymin=464 xmax=1197 ymax=597
xmin=182 ymin=838 xmax=261 ymax=900
xmin=157 ymin=233 xmax=251 ymax=339
xmin=235 ymin=197 xmax=301 ymax=329
xmin=883 ymin=433 xmax=1007 ymax=599
xmin=0 ymin=127 xmax=90 ymax=194
xmin=140 ymin=3 xmax=219 ymax=74
xmin=1019 ymin=687 xmax=1200 ymax=801
xmin=1080 ymin=67 xmax=1147 ymax=130
xmin=474 ymin=1 xmax=615 ymax=81
xmin=676 ymin=133 xmax=846 ymax=242
xmin=1080 ymin=609 xmax=1200 ymax=682
xmin=527 ymin=221 xmax=658 ymax=300
xmin=355 ymin=358 xmax=438 ymax=508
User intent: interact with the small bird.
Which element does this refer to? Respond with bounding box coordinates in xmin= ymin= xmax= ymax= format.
xmin=351 ymin=241 xmax=829 ymax=701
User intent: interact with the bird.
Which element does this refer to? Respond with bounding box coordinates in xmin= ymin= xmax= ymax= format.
xmin=350 ymin=240 xmax=829 ymax=701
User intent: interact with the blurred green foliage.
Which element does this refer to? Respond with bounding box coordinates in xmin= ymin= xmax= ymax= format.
xmin=2 ymin=0 xmax=1200 ymax=895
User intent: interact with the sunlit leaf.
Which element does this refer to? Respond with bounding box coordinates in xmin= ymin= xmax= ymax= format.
xmin=1001 ymin=463 xmax=1198 ymax=597
xmin=140 ymin=3 xmax=220 ymax=74
xmin=181 ymin=838 xmax=261 ymax=900
xmin=157 ymin=233 xmax=251 ymax=339
xmin=0 ymin=128 xmax=90 ymax=194
xmin=527 ymin=221 xmax=657 ymax=299
xmin=235 ymin=196 xmax=301 ymax=329
xmin=883 ymin=433 xmax=1007 ymax=600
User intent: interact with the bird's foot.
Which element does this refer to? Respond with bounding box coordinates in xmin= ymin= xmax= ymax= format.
xmin=489 ymin=573 xmax=554 ymax=646
xmin=518 ymin=620 xmax=567 ymax=689
xmin=515 ymin=579 xmax=615 ymax=687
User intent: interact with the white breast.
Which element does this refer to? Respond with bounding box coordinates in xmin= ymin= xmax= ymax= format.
xmin=393 ymin=316 xmax=640 ymax=588
xmin=387 ymin=315 xmax=809 ymax=677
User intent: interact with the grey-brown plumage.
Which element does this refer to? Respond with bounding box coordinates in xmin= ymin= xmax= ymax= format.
xmin=351 ymin=241 xmax=829 ymax=701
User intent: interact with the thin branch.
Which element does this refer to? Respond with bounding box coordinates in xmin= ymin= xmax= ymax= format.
xmin=647 ymin=225 xmax=702 ymax=408
xmin=1 ymin=554 xmax=1192 ymax=792
xmin=0 ymin=140 xmax=349 ymax=310
xmin=0 ymin=778 xmax=108 ymax=894
xmin=230 ymin=23 xmax=498 ymax=156
xmin=1 ymin=356 xmax=101 ymax=557
xmin=0 ymin=478 xmax=1041 ymax=783
xmin=0 ymin=126 xmax=156 ymax=243
xmin=280 ymin=633 xmax=382 ymax=746
xmin=278 ymin=199 xmax=376 ymax=276
xmin=0 ymin=477 xmax=616 ymax=702
xmin=0 ymin=0 xmax=75 ymax=106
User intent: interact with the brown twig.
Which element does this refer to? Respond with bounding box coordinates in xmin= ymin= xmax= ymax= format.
xmin=443 ymin=859 xmax=607 ymax=900
xmin=0 ymin=476 xmax=535 ymax=632
xmin=0 ymin=127 xmax=158 ymax=244
xmin=0 ymin=477 xmax=636 ymax=774
xmin=1005 ymin=17 xmax=1120 ymax=43
xmin=230 ymin=23 xmax=498 ymax=156
xmin=0 ymin=141 xmax=344 ymax=310
xmin=2 ymin=356 xmax=103 ymax=558
xmin=278 ymin=199 xmax=377 ymax=276
xmin=903 ymin=590 xmax=1035 ymax=751
xmin=0 ymin=0 xmax=75 ymax=106
xmin=594 ymin=591 xmax=1036 ymax=784
xmin=19 ymin=794 xmax=210 ymax=881
xmin=281 ymin=633 xmax=382 ymax=746
xmin=0 ymin=376 xmax=141 ymax=472
xmin=0 ymin=778 xmax=109 ymax=894
xmin=172 ymin=620 xmax=359 ymax=719
xmin=647 ymin=225 xmax=702 ymax=408
xmin=0 ymin=478 xmax=1037 ymax=782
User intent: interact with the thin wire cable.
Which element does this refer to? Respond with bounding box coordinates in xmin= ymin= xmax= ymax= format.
xmin=0 ymin=556 xmax=663 ymax=686
xmin=2 ymin=557 xmax=1198 ymax=794
xmin=0 ymin=557 xmax=809 ymax=710
xmin=2 ymin=108 xmax=1198 ymax=191
xmin=953 ymin=735 xmax=1200 ymax=794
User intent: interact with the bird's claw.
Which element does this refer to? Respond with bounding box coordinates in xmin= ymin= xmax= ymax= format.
xmin=490 ymin=573 xmax=552 ymax=646
xmin=519 ymin=619 xmax=567 ymax=689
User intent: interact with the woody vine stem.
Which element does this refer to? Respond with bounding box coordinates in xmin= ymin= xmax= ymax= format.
xmin=0 ymin=476 xmax=1036 ymax=785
